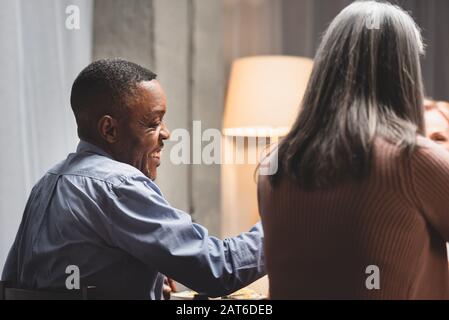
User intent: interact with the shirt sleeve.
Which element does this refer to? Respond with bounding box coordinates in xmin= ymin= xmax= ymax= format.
xmin=1 ymin=237 xmax=18 ymax=283
xmin=411 ymin=139 xmax=449 ymax=241
xmin=101 ymin=175 xmax=266 ymax=297
xmin=1 ymin=187 xmax=36 ymax=284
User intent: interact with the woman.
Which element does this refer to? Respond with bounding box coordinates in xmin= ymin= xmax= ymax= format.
xmin=258 ymin=1 xmax=449 ymax=299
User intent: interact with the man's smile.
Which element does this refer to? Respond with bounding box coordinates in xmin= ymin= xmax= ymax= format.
xmin=150 ymin=145 xmax=164 ymax=166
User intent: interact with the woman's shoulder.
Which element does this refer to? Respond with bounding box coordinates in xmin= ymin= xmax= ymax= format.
xmin=414 ymin=135 xmax=449 ymax=161
xmin=410 ymin=135 xmax=449 ymax=178
xmin=373 ymin=135 xmax=449 ymax=163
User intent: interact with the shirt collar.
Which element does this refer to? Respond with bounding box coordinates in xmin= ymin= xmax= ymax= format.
xmin=76 ymin=140 xmax=113 ymax=159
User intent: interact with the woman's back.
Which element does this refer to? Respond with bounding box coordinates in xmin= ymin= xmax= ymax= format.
xmin=259 ymin=137 xmax=449 ymax=299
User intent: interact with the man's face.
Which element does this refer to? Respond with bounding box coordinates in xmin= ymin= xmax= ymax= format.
xmin=425 ymin=105 xmax=449 ymax=151
xmin=113 ymin=80 xmax=170 ymax=180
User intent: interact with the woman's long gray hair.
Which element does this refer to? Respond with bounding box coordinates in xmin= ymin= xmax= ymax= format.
xmin=271 ymin=1 xmax=425 ymax=189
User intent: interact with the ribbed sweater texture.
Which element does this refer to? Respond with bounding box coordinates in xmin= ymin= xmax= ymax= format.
xmin=258 ymin=137 xmax=449 ymax=299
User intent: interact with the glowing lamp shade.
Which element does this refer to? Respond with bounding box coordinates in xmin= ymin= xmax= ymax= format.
xmin=223 ymin=55 xmax=314 ymax=137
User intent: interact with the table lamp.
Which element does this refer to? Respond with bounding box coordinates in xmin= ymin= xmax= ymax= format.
xmin=221 ymin=55 xmax=314 ymax=237
xmin=220 ymin=55 xmax=313 ymax=295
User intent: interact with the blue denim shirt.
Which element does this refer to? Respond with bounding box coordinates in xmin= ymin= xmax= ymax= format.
xmin=2 ymin=141 xmax=265 ymax=299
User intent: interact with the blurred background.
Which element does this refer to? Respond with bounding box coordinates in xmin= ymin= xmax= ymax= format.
xmin=1 ymin=0 xmax=448 ymax=279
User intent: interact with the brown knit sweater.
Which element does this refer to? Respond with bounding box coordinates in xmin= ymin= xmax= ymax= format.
xmin=258 ymin=136 xmax=449 ymax=300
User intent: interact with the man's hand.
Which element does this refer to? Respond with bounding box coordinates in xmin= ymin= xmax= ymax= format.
xmin=163 ymin=277 xmax=177 ymax=300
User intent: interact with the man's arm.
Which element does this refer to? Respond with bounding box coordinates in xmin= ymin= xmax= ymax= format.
xmin=101 ymin=175 xmax=266 ymax=297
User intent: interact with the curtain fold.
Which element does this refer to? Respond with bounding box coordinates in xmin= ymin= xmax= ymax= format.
xmin=0 ymin=0 xmax=93 ymax=271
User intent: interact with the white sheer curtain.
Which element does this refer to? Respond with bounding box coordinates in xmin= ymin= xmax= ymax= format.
xmin=0 ymin=0 xmax=93 ymax=271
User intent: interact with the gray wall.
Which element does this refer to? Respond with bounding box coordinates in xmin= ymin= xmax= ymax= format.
xmin=93 ymin=0 xmax=223 ymax=235
xmin=281 ymin=0 xmax=449 ymax=101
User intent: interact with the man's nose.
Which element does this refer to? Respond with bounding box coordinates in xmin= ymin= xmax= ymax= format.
xmin=160 ymin=123 xmax=170 ymax=140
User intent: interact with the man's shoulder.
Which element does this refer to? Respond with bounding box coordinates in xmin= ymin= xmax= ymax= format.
xmin=47 ymin=151 xmax=147 ymax=187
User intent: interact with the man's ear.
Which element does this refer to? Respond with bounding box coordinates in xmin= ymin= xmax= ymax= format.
xmin=97 ymin=115 xmax=118 ymax=143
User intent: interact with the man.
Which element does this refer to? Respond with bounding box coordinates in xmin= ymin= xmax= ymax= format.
xmin=424 ymin=99 xmax=449 ymax=264
xmin=424 ymin=99 xmax=449 ymax=151
xmin=2 ymin=59 xmax=265 ymax=299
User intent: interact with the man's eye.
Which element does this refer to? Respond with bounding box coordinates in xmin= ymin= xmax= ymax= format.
xmin=148 ymin=122 xmax=161 ymax=130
